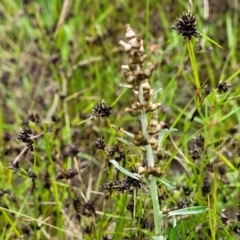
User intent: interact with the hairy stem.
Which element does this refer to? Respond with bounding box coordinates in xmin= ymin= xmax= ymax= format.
xmin=139 ymin=84 xmax=162 ymax=236
xmin=149 ymin=175 xmax=162 ymax=235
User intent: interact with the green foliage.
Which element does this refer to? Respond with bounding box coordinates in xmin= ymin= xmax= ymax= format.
xmin=1 ymin=0 xmax=240 ymax=239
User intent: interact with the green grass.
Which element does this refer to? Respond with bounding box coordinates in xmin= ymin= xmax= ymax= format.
xmin=1 ymin=0 xmax=240 ymax=239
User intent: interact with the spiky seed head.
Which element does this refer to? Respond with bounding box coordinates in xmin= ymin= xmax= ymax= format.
xmin=171 ymin=12 xmax=199 ymax=40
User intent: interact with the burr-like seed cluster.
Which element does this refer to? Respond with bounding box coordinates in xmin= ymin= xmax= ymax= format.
xmin=17 ymin=127 xmax=34 ymax=151
xmin=171 ymin=12 xmax=199 ymax=40
xmin=92 ymin=100 xmax=112 ymax=118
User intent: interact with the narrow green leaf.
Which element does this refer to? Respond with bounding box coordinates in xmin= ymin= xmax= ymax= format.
xmin=169 ymin=224 xmax=180 ymax=240
xmin=168 ymin=206 xmax=208 ymax=217
xmin=157 ymin=128 xmax=178 ymax=146
xmin=109 ymin=159 xmax=140 ymax=180
xmin=226 ymin=15 xmax=234 ymax=49
xmin=111 ymin=88 xmax=128 ymax=107
xmin=225 ymin=68 xmax=240 ymax=83
xmin=157 ymin=128 xmax=178 ymax=138
xmin=115 ymin=137 xmax=133 ymax=145
xmin=199 ymin=32 xmax=226 ymax=51
xmin=153 ymin=236 xmax=167 ymax=240
xmin=187 ymin=40 xmax=200 ymax=90
xmin=97 ymin=211 xmax=132 ymax=220
xmin=218 ymin=106 xmax=240 ymax=123
xmin=0 ymin=206 xmax=83 ymax=239
xmin=157 ymin=177 xmax=176 ymax=190
xmin=152 ymin=87 xmax=163 ymax=96
xmin=216 ymin=152 xmax=236 ymax=171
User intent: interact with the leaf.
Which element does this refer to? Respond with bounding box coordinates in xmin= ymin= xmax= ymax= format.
xmin=216 ymin=152 xmax=236 ymax=171
xmin=157 ymin=128 xmax=178 ymax=147
xmin=118 ymin=83 xmax=133 ymax=88
xmin=157 ymin=177 xmax=176 ymax=190
xmin=169 ymin=224 xmax=180 ymax=240
xmin=115 ymin=137 xmax=133 ymax=145
xmin=158 ymin=128 xmax=178 ymax=138
xmin=111 ymin=88 xmax=128 ymax=107
xmin=168 ymin=206 xmax=208 ymax=217
xmin=153 ymin=236 xmax=167 ymax=240
xmin=109 ymin=159 xmax=140 ymax=180
xmin=187 ymin=41 xmax=200 ymax=90
xmin=199 ymin=32 xmax=226 ymax=51
xmin=218 ymin=106 xmax=240 ymax=123
xmin=225 ymin=68 xmax=240 ymax=83
xmin=152 ymin=87 xmax=163 ymax=96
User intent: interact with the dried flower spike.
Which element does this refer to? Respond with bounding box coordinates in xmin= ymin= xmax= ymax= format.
xmin=171 ymin=12 xmax=199 ymax=40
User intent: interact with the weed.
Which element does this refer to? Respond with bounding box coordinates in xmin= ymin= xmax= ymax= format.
xmin=1 ymin=1 xmax=240 ymax=240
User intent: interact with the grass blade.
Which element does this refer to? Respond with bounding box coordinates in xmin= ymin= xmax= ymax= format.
xmin=109 ymin=159 xmax=140 ymax=180
xmin=168 ymin=206 xmax=208 ymax=217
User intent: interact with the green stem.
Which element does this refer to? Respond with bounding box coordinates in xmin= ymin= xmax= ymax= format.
xmin=187 ymin=40 xmax=200 ymax=93
xmin=145 ymin=0 xmax=150 ymax=46
xmin=211 ymin=168 xmax=218 ymax=240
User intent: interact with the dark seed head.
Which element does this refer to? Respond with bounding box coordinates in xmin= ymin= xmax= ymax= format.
xmin=17 ymin=127 xmax=34 ymax=151
xmin=28 ymin=113 xmax=40 ymax=124
xmin=202 ymin=178 xmax=212 ymax=195
xmin=93 ymin=100 xmax=112 ymax=118
xmin=94 ymin=137 xmax=105 ymax=150
xmin=217 ymin=82 xmax=230 ymax=93
xmin=237 ymin=212 xmax=240 ymax=222
xmin=171 ymin=12 xmax=199 ymax=40
xmin=218 ymin=165 xmax=227 ymax=176
xmin=183 ymin=186 xmax=192 ymax=196
xmin=28 ymin=168 xmax=37 ymax=179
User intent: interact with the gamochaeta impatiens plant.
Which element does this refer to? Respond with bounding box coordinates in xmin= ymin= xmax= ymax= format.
xmin=117 ymin=24 xmax=166 ymax=237
xmin=107 ymin=23 xmax=208 ymax=239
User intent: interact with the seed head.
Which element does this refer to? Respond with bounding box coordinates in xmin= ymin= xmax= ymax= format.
xmin=92 ymin=100 xmax=112 ymax=118
xmin=17 ymin=127 xmax=34 ymax=151
xmin=171 ymin=12 xmax=199 ymax=40
xmin=217 ymin=82 xmax=230 ymax=93
xmin=102 ymin=176 xmax=142 ymax=193
xmin=56 ymin=168 xmax=78 ymax=180
xmin=27 ymin=168 xmax=37 ymax=179
xmin=94 ymin=137 xmax=105 ymax=150
xmin=105 ymin=142 xmax=125 ymax=161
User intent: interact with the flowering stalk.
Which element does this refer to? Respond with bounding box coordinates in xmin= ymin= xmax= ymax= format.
xmin=119 ymin=24 xmax=165 ymax=236
xmin=171 ymin=12 xmax=200 ymax=94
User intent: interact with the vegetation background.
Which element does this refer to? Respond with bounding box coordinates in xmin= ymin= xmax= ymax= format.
xmin=0 ymin=0 xmax=240 ymax=239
